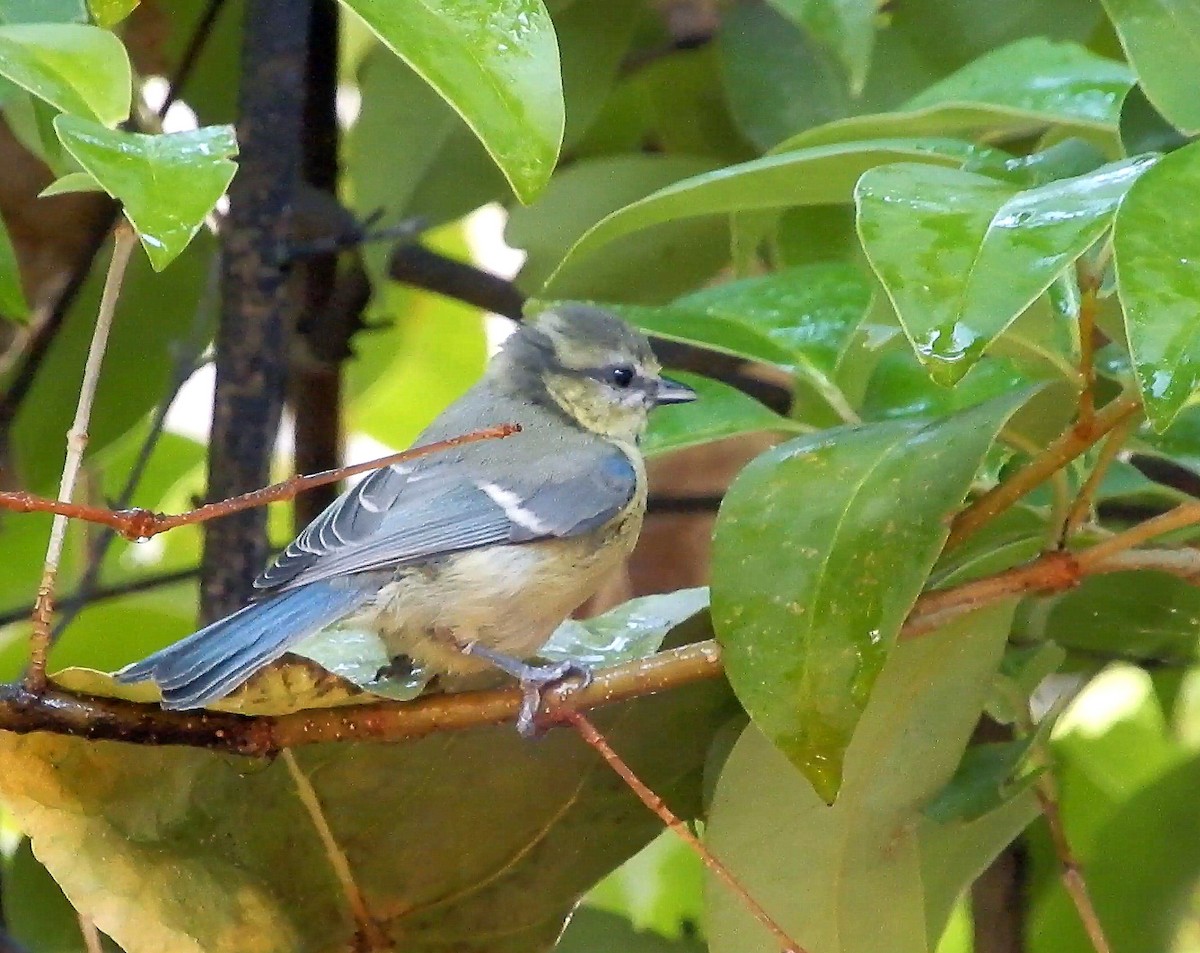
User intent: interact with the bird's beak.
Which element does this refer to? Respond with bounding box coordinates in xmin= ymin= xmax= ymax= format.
xmin=654 ymin=375 xmax=697 ymax=405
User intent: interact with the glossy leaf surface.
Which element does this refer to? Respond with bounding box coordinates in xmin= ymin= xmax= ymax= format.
xmin=712 ymin=392 xmax=1029 ymax=799
xmin=553 ymin=139 xmax=997 ymax=282
xmin=54 ymin=116 xmax=237 ymax=270
xmin=0 ymin=23 xmax=129 ymax=125
xmin=339 ymin=0 xmax=563 ymax=202
xmin=1114 ymin=140 xmax=1200 ymax=430
xmin=857 ymin=157 xmax=1153 ymax=384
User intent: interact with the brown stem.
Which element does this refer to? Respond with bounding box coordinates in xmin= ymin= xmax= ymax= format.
xmin=1034 ymin=763 xmax=1112 ymax=953
xmin=559 ymin=709 xmax=806 ymax=953
xmin=0 ymin=425 xmax=518 ymax=541
xmin=281 ymin=749 xmax=390 ymax=950
xmin=947 ymin=392 xmax=1142 ymax=549
xmin=1060 ymin=413 xmax=1139 ymax=544
xmin=2 ymin=543 xmax=1197 ymax=751
xmin=1075 ymin=499 xmax=1200 ymax=568
xmin=26 ymin=225 xmax=137 ymax=692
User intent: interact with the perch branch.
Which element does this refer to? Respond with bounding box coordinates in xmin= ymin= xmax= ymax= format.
xmin=26 ymin=224 xmax=137 ymax=692
xmin=0 ymin=426 xmax=518 ymax=541
xmin=560 ymin=709 xmax=805 ymax=953
xmin=0 ymin=541 xmax=1196 ymax=751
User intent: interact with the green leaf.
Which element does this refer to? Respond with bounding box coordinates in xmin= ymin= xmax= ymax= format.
xmin=88 ymin=0 xmax=138 ymax=27
xmin=718 ymin=3 xmax=856 ymax=150
xmin=557 ymin=909 xmax=705 ymax=953
xmin=584 ymin=832 xmax=705 ymax=941
xmin=857 ymin=157 xmax=1154 ymax=385
xmin=1018 ymin=570 xmax=1200 ymax=665
xmin=767 ymin=0 xmax=876 ymax=94
xmin=339 ymin=0 xmax=563 ymax=203
xmin=0 ymin=683 xmax=736 ymax=952
xmin=53 ymin=116 xmax=237 ymax=270
xmin=345 ymin=46 xmax=508 ymax=237
xmin=553 ymin=138 xmax=1001 ymax=283
xmin=541 ymin=587 xmax=710 ymax=666
xmin=0 ymin=0 xmax=87 ymax=22
xmin=39 ymin=169 xmax=101 ymax=195
xmin=904 ymin=37 xmax=1135 ymax=128
xmin=9 ymin=232 xmax=217 ymax=491
xmin=3 ymin=838 xmax=120 ymax=953
xmin=641 ymin=372 xmax=800 ymax=457
xmin=706 ymin=606 xmax=1038 ymax=953
xmin=1100 ymin=0 xmax=1200 ymax=134
xmin=676 ymin=263 xmax=873 ymax=414
xmin=507 ymin=154 xmax=728 ymax=303
xmin=711 ymin=392 xmax=1030 ymax=801
xmin=924 ymin=738 xmax=1041 ymax=823
xmin=0 ymin=23 xmax=129 ymax=125
xmin=554 ymin=0 xmax=641 ymax=148
xmin=0 ymin=207 xmax=27 ymax=321
xmin=1114 ymin=140 xmax=1200 ymax=430
xmin=611 ymin=304 xmax=798 ymax=368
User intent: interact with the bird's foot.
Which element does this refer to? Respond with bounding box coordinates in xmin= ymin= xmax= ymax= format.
xmin=461 ymin=643 xmax=593 ymax=737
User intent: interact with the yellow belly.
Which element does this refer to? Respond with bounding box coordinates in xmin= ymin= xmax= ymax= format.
xmin=361 ymin=509 xmax=643 ymax=678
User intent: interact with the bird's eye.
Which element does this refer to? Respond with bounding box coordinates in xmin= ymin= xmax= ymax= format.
xmin=605 ymin=364 xmax=636 ymax=388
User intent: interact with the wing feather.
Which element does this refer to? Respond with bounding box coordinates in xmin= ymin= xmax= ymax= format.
xmin=255 ymin=441 xmax=637 ymax=594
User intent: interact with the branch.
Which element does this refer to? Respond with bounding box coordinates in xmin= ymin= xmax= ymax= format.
xmin=201 ymin=0 xmax=312 ymax=622
xmin=947 ymin=391 xmax=1143 ymax=548
xmin=0 ymin=426 xmax=518 ymax=540
xmin=561 ymin=709 xmax=805 ymax=953
xmin=26 ymin=225 xmax=137 ymax=692
xmin=3 ymin=542 xmax=1198 ymax=751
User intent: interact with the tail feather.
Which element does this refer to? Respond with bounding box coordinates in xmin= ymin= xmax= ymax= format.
xmin=116 ymin=581 xmax=367 ymax=709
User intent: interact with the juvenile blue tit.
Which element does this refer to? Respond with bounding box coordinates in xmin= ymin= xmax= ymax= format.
xmin=118 ymin=304 xmax=695 ymax=732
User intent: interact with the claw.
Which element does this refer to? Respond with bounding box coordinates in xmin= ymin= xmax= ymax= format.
xmin=462 ymin=644 xmax=593 ymax=736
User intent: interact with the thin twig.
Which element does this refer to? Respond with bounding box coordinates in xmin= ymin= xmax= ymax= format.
xmin=1076 ymin=500 xmax=1200 ymax=569
xmin=158 ymin=0 xmax=229 ymax=120
xmin=1074 ymin=258 xmax=1100 ymax=434
xmin=558 ymin=709 xmax=805 ymax=953
xmin=26 ymin=225 xmax=137 ymax=691
xmin=77 ymin=914 xmax=103 ymax=953
xmin=1033 ymin=774 xmax=1112 ymax=953
xmin=52 ymin=257 xmax=219 ymax=641
xmin=1060 ymin=413 xmax=1140 ymax=544
xmin=948 ymin=392 xmax=1142 ymax=549
xmin=281 ymin=749 xmax=390 ymax=950
xmin=0 ymin=425 xmax=519 ymax=541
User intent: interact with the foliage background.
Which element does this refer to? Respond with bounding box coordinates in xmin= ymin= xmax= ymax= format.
xmin=0 ymin=0 xmax=1197 ymax=952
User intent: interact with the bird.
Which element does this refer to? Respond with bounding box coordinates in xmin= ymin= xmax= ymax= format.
xmin=117 ymin=304 xmax=696 ymax=734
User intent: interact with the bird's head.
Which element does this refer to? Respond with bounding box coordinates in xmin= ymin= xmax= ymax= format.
xmin=494 ymin=304 xmax=696 ymax=442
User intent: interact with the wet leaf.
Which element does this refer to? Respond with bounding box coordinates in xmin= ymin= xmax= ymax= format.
xmin=53 ymin=116 xmax=237 ymax=270
xmin=1100 ymin=0 xmax=1200 ymax=134
xmin=857 ymin=157 xmax=1154 ymax=384
xmin=706 ymin=606 xmax=1037 ymax=953
xmin=1113 ymin=140 xmax=1200 ymax=430
xmin=904 ymin=37 xmax=1134 ymax=128
xmin=711 ymin=392 xmax=1031 ymax=800
xmin=340 ymin=0 xmax=563 ymax=203
xmin=552 ymin=138 xmax=1001 ymax=283
xmin=0 ymin=23 xmax=129 ymax=125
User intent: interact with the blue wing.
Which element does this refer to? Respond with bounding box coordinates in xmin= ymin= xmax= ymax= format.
xmin=255 ymin=440 xmax=638 ymax=592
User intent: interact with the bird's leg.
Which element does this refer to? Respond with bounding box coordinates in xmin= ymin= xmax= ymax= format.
xmin=461 ymin=642 xmax=593 ymax=737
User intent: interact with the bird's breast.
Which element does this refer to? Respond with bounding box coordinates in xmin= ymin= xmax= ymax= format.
xmin=366 ymin=504 xmax=644 ymax=677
